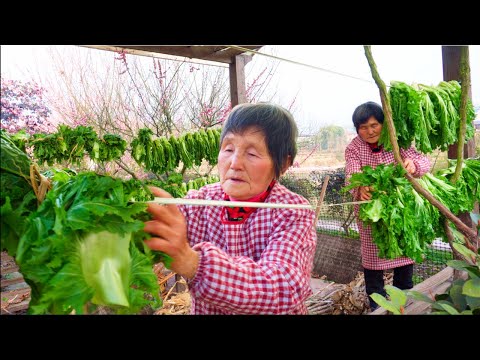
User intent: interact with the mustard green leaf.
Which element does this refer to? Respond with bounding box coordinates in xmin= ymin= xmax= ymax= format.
xmin=80 ymin=230 xmax=131 ymax=307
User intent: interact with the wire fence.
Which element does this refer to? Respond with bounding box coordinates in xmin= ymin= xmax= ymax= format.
xmin=279 ymin=167 xmax=453 ymax=285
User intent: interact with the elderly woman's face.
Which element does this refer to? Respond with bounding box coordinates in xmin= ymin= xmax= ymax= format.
xmin=218 ymin=127 xmax=275 ymax=200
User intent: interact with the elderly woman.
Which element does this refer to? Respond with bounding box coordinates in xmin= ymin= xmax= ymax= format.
xmin=144 ymin=103 xmax=317 ymax=314
xmin=345 ymin=101 xmax=431 ymax=311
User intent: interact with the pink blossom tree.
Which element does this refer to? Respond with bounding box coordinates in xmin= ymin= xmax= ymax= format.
xmin=0 ymin=77 xmax=54 ymax=134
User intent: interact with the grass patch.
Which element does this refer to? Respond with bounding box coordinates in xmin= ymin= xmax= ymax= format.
xmin=424 ymin=247 xmax=453 ymax=264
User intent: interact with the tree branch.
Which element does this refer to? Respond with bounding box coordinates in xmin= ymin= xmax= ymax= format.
xmin=114 ymin=160 xmax=138 ymax=179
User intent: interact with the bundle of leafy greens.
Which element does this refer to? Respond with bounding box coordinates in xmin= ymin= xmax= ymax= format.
xmin=434 ymin=158 xmax=480 ymax=213
xmin=32 ymin=125 xmax=99 ymax=166
xmin=379 ymin=80 xmax=476 ymax=153
xmin=15 ymin=171 xmax=170 ymax=314
xmin=344 ymin=164 xmax=450 ymax=262
xmin=1 ymin=130 xmax=38 ymax=256
xmin=344 ymin=161 xmax=479 ymax=263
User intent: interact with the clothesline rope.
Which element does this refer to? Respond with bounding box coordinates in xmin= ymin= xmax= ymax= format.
xmin=226 ymin=45 xmax=385 ymax=87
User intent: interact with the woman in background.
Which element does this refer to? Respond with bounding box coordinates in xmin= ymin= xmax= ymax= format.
xmin=345 ymin=101 xmax=431 ymax=311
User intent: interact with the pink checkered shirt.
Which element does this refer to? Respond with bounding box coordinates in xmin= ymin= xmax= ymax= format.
xmin=345 ymin=136 xmax=431 ymax=270
xmin=178 ymin=181 xmax=317 ymax=314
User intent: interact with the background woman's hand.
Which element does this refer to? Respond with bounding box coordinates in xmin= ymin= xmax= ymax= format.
xmin=143 ymin=187 xmax=199 ymax=279
xmin=358 ymin=186 xmax=372 ymax=201
xmin=403 ymin=158 xmax=417 ymax=175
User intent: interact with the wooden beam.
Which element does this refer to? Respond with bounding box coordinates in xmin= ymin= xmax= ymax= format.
xmin=123 ymin=46 xmax=225 ymax=62
xmin=81 ymin=45 xmax=228 ymax=68
xmin=204 ymin=47 xmax=261 ymax=63
xmin=82 ymin=45 xmax=262 ymax=65
xmin=229 ymin=54 xmax=252 ymax=107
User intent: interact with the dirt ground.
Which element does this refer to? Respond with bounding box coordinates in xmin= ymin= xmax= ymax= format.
xmin=1 ymin=251 xmax=30 ymax=315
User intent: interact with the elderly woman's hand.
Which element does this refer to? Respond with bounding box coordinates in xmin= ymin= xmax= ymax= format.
xmin=143 ymin=187 xmax=199 ymax=279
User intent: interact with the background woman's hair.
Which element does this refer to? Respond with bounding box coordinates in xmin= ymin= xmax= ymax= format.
xmin=352 ymin=101 xmax=384 ymax=133
xmin=220 ymin=102 xmax=298 ymax=179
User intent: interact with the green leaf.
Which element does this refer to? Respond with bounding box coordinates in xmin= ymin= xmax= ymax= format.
xmin=462 ymin=278 xmax=480 ymax=298
xmin=370 ymin=293 xmax=402 ymax=314
xmin=124 ymin=244 xmax=162 ymax=313
xmin=447 ymin=260 xmax=471 ymax=271
xmin=449 ymin=284 xmax=468 ymax=312
xmin=385 ymin=285 xmax=408 ymax=309
xmin=463 ymin=266 xmax=480 ymax=279
xmin=405 ymin=290 xmax=434 ymax=304
xmin=32 ymin=262 xmax=94 ymax=314
xmin=452 ymin=243 xmax=477 ymax=262
xmin=435 ymin=293 xmax=450 ymax=301
xmin=363 ymin=198 xmax=383 ymax=222
xmin=437 ymin=303 xmax=460 ymax=315
xmin=466 ymin=295 xmax=480 ymax=310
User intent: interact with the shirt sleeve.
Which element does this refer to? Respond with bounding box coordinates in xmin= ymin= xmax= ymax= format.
xmin=187 ymin=207 xmax=317 ymax=314
xmin=401 ymin=147 xmax=431 ymax=177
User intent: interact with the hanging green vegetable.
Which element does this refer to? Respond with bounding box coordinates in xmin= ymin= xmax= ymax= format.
xmin=380 ymin=80 xmax=475 ymax=153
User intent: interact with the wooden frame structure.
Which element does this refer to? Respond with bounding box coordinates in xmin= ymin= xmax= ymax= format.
xmin=82 ymin=45 xmax=263 ymax=107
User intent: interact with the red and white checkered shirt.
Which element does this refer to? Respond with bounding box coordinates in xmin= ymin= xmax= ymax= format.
xmin=345 ymin=136 xmax=431 ymax=270
xmin=178 ymin=181 xmax=317 ymax=314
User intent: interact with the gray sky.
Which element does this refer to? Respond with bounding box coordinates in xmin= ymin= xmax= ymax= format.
xmin=1 ymin=45 xmax=478 ymax=134
xmin=255 ymin=45 xmax=480 ymax=133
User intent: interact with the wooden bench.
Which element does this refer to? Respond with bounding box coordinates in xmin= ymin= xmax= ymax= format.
xmin=369 ymin=266 xmax=455 ymax=315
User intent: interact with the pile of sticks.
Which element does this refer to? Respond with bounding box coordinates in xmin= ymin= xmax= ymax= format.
xmin=306 ymin=272 xmax=393 ymax=315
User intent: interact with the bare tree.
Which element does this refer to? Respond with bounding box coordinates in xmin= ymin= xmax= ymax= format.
xmin=34 ymin=46 xmax=290 ymax=179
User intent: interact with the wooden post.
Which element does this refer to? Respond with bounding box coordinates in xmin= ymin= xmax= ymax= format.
xmin=229 ymin=54 xmax=252 ymax=107
xmin=315 ymin=175 xmax=330 ymax=223
xmin=442 ymin=46 xmax=476 ymax=160
xmin=441 ymin=46 xmax=477 ymax=229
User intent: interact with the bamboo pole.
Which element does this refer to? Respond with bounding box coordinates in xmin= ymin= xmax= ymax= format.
xmin=148 ymin=196 xmax=371 ymax=210
xmin=150 ymin=197 xmax=314 ymax=210
xmin=452 ymin=46 xmax=470 ymax=183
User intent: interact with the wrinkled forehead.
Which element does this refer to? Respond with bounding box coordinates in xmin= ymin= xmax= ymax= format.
xmin=224 ymin=126 xmax=266 ymax=140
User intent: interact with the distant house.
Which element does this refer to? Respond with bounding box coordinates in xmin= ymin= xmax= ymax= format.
xmin=474 ymin=119 xmax=480 ymax=130
xmin=345 ymin=128 xmax=357 ymax=143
